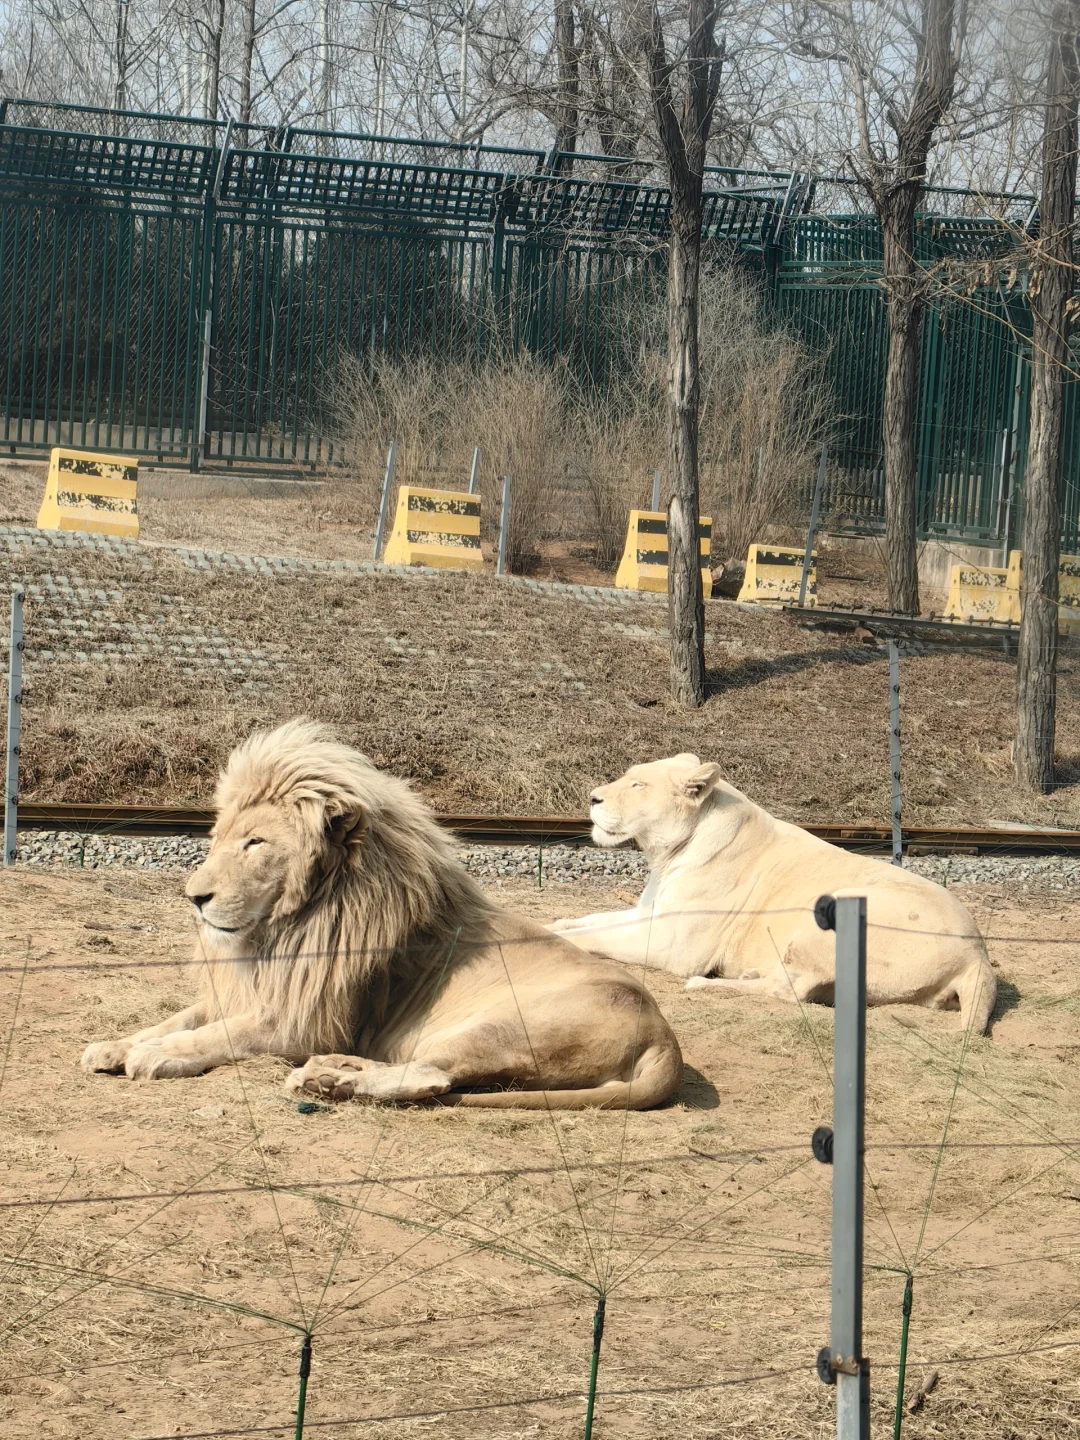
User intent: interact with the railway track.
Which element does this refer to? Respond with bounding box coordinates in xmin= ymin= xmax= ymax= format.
xmin=14 ymin=802 xmax=1080 ymax=855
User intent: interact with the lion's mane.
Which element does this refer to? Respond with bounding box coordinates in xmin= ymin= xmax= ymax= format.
xmin=195 ymin=720 xmax=493 ymax=1053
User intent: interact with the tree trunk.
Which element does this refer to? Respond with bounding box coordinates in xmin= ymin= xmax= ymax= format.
xmin=1016 ymin=7 xmax=1080 ymax=792
xmin=667 ymin=208 xmax=707 ymax=707
xmin=240 ymin=0 xmax=257 ymax=124
xmin=554 ymin=0 xmax=580 ymax=158
xmin=207 ymin=0 xmax=226 ymax=121
xmin=880 ymin=187 xmax=923 ymax=615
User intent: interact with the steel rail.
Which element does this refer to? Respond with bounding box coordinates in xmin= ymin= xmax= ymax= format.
xmin=13 ymin=803 xmax=1080 ymax=855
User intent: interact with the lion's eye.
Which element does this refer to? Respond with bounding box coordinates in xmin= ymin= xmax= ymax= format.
xmin=630 ymin=782 xmax=645 ymax=790
xmin=242 ymin=837 xmax=265 ymax=850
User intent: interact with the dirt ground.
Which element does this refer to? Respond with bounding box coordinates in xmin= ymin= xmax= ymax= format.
xmin=4 ymin=476 xmax=1080 ymax=826
xmin=1 ymin=864 xmax=1079 ymax=1440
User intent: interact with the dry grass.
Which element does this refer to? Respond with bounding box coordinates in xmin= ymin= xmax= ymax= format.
xmin=325 ymin=266 xmax=832 ymax=575
xmin=0 ymin=866 xmax=1078 ymax=1439
xmin=4 ymin=535 xmax=1080 ymax=826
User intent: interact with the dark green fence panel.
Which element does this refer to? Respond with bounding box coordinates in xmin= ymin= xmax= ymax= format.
xmin=208 ymin=216 xmax=494 ymax=464
xmin=0 ymin=197 xmax=203 ymax=457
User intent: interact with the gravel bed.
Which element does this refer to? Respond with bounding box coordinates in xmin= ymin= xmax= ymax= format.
xmin=11 ymin=830 xmax=1080 ymax=890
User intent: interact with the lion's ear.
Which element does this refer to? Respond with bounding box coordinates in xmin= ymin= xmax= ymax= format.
xmin=327 ymin=804 xmax=367 ymax=848
xmin=683 ymin=763 xmax=721 ymax=804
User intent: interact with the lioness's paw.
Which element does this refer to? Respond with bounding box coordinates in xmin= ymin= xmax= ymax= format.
xmin=124 ymin=1039 xmax=204 ymax=1080
xmin=547 ymin=918 xmax=579 ymax=933
xmin=685 ymin=975 xmax=716 ymax=991
xmin=81 ymin=1040 xmax=131 ymax=1073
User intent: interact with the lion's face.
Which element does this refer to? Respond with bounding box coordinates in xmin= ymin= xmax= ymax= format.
xmin=185 ymin=801 xmax=308 ymax=940
xmin=589 ymin=754 xmax=722 ymax=853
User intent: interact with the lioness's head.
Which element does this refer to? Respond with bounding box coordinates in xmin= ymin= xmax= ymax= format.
xmin=185 ymin=721 xmax=371 ymax=941
xmin=588 ymin=754 xmax=723 ymax=854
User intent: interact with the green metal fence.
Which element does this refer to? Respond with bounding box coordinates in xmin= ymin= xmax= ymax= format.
xmin=3 ymin=98 xmax=1080 ymax=551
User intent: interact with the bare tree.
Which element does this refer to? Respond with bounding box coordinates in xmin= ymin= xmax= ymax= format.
xmin=644 ymin=0 xmax=722 ymax=707
xmin=554 ymin=0 xmax=582 ymax=153
xmin=789 ymin=1 xmax=968 ymax=615
xmin=1015 ymin=2 xmax=1080 ymax=790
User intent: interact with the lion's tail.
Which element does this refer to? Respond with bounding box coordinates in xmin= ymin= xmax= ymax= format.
xmin=453 ymin=1041 xmax=683 ymax=1112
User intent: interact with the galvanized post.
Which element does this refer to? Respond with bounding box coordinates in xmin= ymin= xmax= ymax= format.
xmin=373 ymin=440 xmax=397 ymax=561
xmin=798 ymin=445 xmax=828 ymax=608
xmin=651 ymin=469 xmax=662 ymax=513
xmin=888 ymin=641 xmax=902 ymax=865
xmin=468 ymin=446 xmax=481 ymax=495
xmin=4 ymin=588 xmax=25 ymax=867
xmin=496 ymin=474 xmax=511 ymax=576
xmin=814 ymin=892 xmax=869 ymax=1440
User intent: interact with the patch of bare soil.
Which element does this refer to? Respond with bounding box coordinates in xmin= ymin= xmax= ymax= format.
xmin=5 ymin=534 xmax=1080 ymax=827
xmin=1 ymin=866 xmax=1079 ymax=1439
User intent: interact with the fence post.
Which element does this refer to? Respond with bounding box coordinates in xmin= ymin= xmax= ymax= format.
xmin=192 ymin=117 xmax=233 ymax=473
xmin=468 ymin=446 xmax=481 ymax=495
xmin=497 ymin=474 xmax=512 ymax=576
xmin=814 ymin=892 xmax=869 ymax=1440
xmin=373 ymin=440 xmax=397 ymax=561
xmin=651 ymin=469 xmax=662 ymax=513
xmin=798 ymin=444 xmax=828 ymax=607
xmin=5 ymin=587 xmax=25 ymax=868
xmin=888 ymin=641 xmax=902 ymax=865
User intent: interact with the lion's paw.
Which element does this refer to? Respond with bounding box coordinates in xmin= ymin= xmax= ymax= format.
xmin=547 ymin=918 xmax=579 ymax=933
xmin=685 ymin=975 xmax=715 ymax=991
xmin=286 ymin=1058 xmax=451 ymax=1104
xmin=81 ymin=1039 xmax=131 ymax=1073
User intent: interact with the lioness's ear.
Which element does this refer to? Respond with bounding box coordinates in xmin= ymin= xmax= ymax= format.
xmin=683 ymin=763 xmax=721 ymax=804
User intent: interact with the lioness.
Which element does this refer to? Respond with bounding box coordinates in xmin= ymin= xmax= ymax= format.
xmin=550 ymin=754 xmax=996 ymax=1033
xmin=81 ymin=721 xmax=682 ymax=1109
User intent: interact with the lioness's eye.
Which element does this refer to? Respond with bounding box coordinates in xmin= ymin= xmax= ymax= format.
xmin=242 ymin=837 xmax=265 ymax=850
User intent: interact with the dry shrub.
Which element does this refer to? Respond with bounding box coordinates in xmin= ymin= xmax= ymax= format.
xmin=330 ymin=265 xmax=831 ymax=575
xmin=332 ymin=351 xmax=570 ymax=570
xmin=584 ymin=265 xmax=833 ymax=567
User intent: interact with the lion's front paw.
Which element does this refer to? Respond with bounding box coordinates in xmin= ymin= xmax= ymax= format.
xmin=124 ymin=1039 xmax=206 ymax=1080
xmin=685 ymin=975 xmax=715 ymax=991
xmin=547 ymin=918 xmax=579 ymax=933
xmin=81 ymin=1039 xmax=132 ymax=1073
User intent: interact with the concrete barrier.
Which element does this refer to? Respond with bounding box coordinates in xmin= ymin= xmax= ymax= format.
xmin=382 ymin=486 xmax=483 ymax=571
xmin=614 ymin=511 xmax=712 ymax=596
xmin=1003 ymin=549 xmax=1080 ymax=633
xmin=942 ymin=561 xmax=1015 ymax=624
xmin=37 ymin=448 xmax=139 ymax=539
xmin=736 ymin=544 xmax=816 ymax=606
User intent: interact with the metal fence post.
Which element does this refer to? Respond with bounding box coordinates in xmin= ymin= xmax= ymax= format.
xmin=814 ymin=892 xmax=869 ymax=1440
xmin=5 ymin=588 xmax=25 ymax=867
xmin=496 ymin=474 xmax=511 ymax=576
xmin=468 ymin=446 xmax=481 ymax=495
xmin=888 ymin=641 xmax=902 ymax=865
xmin=373 ymin=440 xmax=397 ymax=561
xmin=798 ymin=444 xmax=828 ymax=607
xmin=651 ymin=469 xmax=662 ymax=513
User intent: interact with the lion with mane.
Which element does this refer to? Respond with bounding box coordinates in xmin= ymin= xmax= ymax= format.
xmin=82 ymin=721 xmax=683 ymax=1109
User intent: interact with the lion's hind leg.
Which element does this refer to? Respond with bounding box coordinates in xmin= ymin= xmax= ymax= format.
xmin=285 ymin=1054 xmax=453 ymax=1104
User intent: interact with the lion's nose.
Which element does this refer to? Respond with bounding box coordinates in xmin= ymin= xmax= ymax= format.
xmin=190 ymin=892 xmax=213 ymax=911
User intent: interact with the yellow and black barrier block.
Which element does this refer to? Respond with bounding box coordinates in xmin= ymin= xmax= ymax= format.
xmin=614 ymin=511 xmax=712 ymax=597
xmin=942 ymin=559 xmax=1016 ymax=625
xmin=382 ymin=486 xmax=483 ymax=571
xmin=37 ymin=448 xmax=139 ymax=539
xmin=1002 ymin=549 xmax=1080 ymax=633
xmin=736 ymin=544 xmax=816 ymax=606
